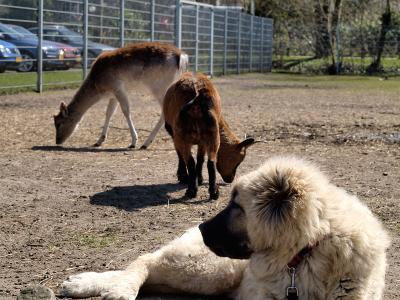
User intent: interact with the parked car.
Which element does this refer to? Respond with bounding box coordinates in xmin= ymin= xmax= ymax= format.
xmin=0 ymin=39 xmax=22 ymax=73
xmin=29 ymin=25 xmax=115 ymax=60
xmin=0 ymin=23 xmax=67 ymax=72
xmin=9 ymin=24 xmax=81 ymax=70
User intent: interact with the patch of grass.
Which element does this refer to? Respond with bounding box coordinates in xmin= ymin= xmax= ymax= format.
xmin=274 ymin=55 xmax=400 ymax=75
xmin=74 ymin=232 xmax=119 ymax=249
xmin=48 ymin=244 xmax=60 ymax=253
xmin=235 ymin=72 xmax=400 ymax=92
xmin=1 ymin=64 xmax=399 ymax=95
xmin=0 ymin=69 xmax=83 ymax=94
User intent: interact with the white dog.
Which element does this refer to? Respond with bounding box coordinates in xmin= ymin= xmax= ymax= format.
xmin=61 ymin=156 xmax=389 ymax=300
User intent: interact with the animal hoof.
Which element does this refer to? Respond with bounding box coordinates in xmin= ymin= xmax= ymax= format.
xmin=185 ymin=189 xmax=197 ymax=198
xmin=209 ymin=189 xmax=219 ymax=200
xmin=128 ymin=144 xmax=136 ymax=149
xmin=92 ymin=143 xmax=101 ymax=147
xmin=177 ymin=174 xmax=189 ymax=184
xmin=197 ymin=176 xmax=204 ymax=185
xmin=139 ymin=145 xmax=147 ymax=150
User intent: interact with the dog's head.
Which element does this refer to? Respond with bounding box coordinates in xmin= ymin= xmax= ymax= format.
xmin=199 ymin=156 xmax=330 ymax=259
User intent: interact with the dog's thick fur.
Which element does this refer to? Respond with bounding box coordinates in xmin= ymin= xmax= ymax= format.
xmin=61 ymin=156 xmax=389 ymax=300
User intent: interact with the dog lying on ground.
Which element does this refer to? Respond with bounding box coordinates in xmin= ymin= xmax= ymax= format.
xmin=61 ymin=156 xmax=389 ymax=300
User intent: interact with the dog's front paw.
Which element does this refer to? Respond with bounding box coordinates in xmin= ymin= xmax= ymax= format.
xmin=60 ymin=272 xmax=102 ymax=298
xmin=101 ymin=288 xmax=138 ymax=300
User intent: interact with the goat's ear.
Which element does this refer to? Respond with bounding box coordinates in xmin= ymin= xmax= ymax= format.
xmin=59 ymin=101 xmax=68 ymax=117
xmin=238 ymin=138 xmax=255 ymax=149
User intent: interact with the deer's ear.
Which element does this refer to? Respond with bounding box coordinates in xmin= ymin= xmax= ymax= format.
xmin=59 ymin=102 xmax=68 ymax=117
xmin=238 ymin=138 xmax=255 ymax=149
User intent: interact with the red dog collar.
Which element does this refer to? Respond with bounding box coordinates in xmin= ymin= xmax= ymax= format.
xmin=287 ymin=241 xmax=319 ymax=269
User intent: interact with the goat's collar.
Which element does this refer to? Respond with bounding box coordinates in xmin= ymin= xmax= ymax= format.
xmin=287 ymin=241 xmax=319 ymax=269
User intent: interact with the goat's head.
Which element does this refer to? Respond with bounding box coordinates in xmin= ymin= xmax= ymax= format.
xmin=217 ymin=138 xmax=255 ymax=183
xmin=54 ymin=102 xmax=76 ymax=145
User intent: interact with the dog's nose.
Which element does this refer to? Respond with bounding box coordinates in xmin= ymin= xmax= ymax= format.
xmin=198 ymin=222 xmax=207 ymax=239
xmin=198 ymin=222 xmax=213 ymax=247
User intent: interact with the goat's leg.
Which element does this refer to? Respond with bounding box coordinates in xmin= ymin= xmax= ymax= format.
xmin=185 ymin=153 xmax=197 ymax=198
xmin=140 ymin=113 xmax=165 ymax=150
xmin=196 ymin=145 xmax=206 ymax=185
xmin=114 ymin=87 xmax=138 ymax=148
xmin=176 ymin=151 xmax=188 ymax=184
xmin=207 ymin=159 xmax=219 ymax=200
xmin=93 ymin=98 xmax=118 ymax=147
xmin=176 ymin=142 xmax=197 ymax=198
xmin=207 ymin=139 xmax=220 ymax=200
xmin=184 ymin=150 xmax=197 ymax=198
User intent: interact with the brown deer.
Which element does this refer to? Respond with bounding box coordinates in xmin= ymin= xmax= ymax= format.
xmin=163 ymin=73 xmax=255 ymax=200
xmin=54 ymin=42 xmax=188 ymax=149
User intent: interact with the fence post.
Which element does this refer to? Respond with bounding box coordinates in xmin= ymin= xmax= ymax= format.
xmin=175 ymin=0 xmax=182 ymax=48
xmin=36 ymin=0 xmax=43 ymax=93
xmin=268 ymin=19 xmax=274 ymax=72
xmin=210 ymin=7 xmax=214 ymax=77
xmin=83 ymin=0 xmax=89 ymax=79
xmin=120 ymin=0 xmax=125 ymax=47
xmin=195 ymin=4 xmax=199 ymax=72
xmin=249 ymin=15 xmax=253 ymax=72
xmin=150 ymin=0 xmax=155 ymax=41
xmin=223 ymin=9 xmax=228 ymax=75
xmin=260 ymin=18 xmax=264 ymax=72
xmin=237 ymin=12 xmax=241 ymax=74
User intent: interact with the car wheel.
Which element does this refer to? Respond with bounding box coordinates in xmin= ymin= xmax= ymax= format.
xmin=17 ymin=53 xmax=35 ymax=72
xmin=59 ymin=65 xmax=70 ymax=70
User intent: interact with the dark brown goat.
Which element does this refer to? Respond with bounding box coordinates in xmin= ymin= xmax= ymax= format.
xmin=163 ymin=73 xmax=254 ymax=200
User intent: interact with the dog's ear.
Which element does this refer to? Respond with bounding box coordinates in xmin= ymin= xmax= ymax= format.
xmin=250 ymin=169 xmax=298 ymax=225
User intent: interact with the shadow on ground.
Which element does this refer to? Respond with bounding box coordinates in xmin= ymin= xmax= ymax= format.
xmin=32 ymin=145 xmax=131 ymax=153
xmin=138 ymin=294 xmax=230 ymax=300
xmin=90 ymin=183 xmax=190 ymax=211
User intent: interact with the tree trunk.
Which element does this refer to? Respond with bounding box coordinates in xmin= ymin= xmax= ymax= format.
xmin=367 ymin=0 xmax=391 ymax=73
xmin=314 ymin=1 xmax=331 ymax=58
xmin=329 ymin=0 xmax=343 ymax=73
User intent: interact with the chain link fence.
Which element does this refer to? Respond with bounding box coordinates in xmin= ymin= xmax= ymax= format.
xmin=0 ymin=0 xmax=273 ymax=93
xmin=272 ymin=15 xmax=399 ymax=75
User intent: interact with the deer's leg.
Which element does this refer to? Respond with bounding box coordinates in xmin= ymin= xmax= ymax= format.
xmin=93 ymin=98 xmax=118 ymax=147
xmin=196 ymin=145 xmax=206 ymax=185
xmin=114 ymin=88 xmax=138 ymax=148
xmin=140 ymin=113 xmax=165 ymax=150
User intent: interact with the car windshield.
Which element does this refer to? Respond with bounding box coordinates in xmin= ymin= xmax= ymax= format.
xmin=0 ymin=24 xmax=23 ymax=40
xmin=59 ymin=27 xmax=83 ymax=43
xmin=9 ymin=25 xmax=37 ymax=39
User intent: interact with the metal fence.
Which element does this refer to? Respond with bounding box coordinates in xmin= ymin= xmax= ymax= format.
xmin=0 ymin=0 xmax=273 ymax=93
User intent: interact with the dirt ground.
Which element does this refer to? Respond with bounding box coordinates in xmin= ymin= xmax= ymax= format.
xmin=0 ymin=73 xmax=399 ymax=300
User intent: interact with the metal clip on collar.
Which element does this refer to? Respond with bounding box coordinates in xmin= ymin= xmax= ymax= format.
xmin=286 ymin=267 xmax=298 ymax=300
